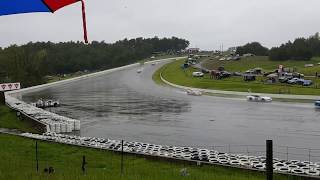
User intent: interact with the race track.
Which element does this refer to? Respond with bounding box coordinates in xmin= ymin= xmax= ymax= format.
xmin=18 ymin=60 xmax=320 ymax=159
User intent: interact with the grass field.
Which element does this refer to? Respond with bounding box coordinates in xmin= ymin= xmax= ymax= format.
xmin=158 ymin=59 xmax=320 ymax=95
xmin=202 ymin=56 xmax=320 ymax=76
xmin=0 ymin=133 xmax=302 ymax=180
xmin=0 ymin=105 xmax=40 ymax=133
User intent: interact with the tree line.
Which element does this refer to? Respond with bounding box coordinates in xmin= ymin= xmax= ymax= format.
xmin=0 ymin=37 xmax=189 ymax=87
xmin=236 ymin=33 xmax=320 ymax=61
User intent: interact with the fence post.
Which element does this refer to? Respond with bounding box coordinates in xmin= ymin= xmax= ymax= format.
xmin=36 ymin=141 xmax=39 ymax=172
xmin=121 ymin=140 xmax=124 ymax=175
xmin=286 ymin=146 xmax=289 ymax=162
xmin=82 ymin=155 xmax=86 ymax=174
xmin=0 ymin=91 xmax=5 ymax=105
xmin=266 ymin=140 xmax=273 ymax=180
xmin=309 ymin=149 xmax=311 ymax=171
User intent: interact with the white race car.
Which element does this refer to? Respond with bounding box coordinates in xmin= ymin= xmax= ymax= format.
xmin=137 ymin=68 xmax=143 ymax=73
xmin=247 ymin=95 xmax=272 ymax=102
xmin=192 ymin=72 xmax=204 ymax=77
xmin=186 ymin=89 xmax=202 ymax=96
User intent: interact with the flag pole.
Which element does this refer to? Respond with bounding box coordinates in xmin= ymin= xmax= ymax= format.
xmin=81 ymin=0 xmax=88 ymax=43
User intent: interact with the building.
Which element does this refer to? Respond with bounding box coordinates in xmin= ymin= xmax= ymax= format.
xmin=186 ymin=48 xmax=200 ymax=54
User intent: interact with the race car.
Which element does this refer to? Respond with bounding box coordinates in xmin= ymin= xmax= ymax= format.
xmin=246 ymin=95 xmax=272 ymax=102
xmin=186 ymin=89 xmax=202 ymax=96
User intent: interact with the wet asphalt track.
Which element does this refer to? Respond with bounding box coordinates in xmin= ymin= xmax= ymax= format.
xmin=18 ymin=61 xmax=320 ymax=159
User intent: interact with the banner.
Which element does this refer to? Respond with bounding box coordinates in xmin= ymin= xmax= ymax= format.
xmin=0 ymin=83 xmax=21 ymax=91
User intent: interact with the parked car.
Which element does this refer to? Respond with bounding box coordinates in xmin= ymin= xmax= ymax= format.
xmin=246 ymin=68 xmax=262 ymax=75
xmin=302 ymin=80 xmax=313 ymax=86
xmin=201 ymin=69 xmax=210 ymax=74
xmin=192 ymin=72 xmax=204 ymax=77
xmin=220 ymin=71 xmax=231 ymax=78
xmin=287 ymin=78 xmax=300 ymax=84
xmin=315 ymin=100 xmax=320 ymax=108
xmin=292 ymin=73 xmax=304 ymax=78
xmin=184 ymin=63 xmax=190 ymax=68
xmin=279 ymin=77 xmax=289 ymax=83
xmin=305 ymin=64 xmax=314 ymax=67
xmin=232 ymin=56 xmax=241 ymax=61
xmin=296 ymin=79 xmax=305 ymax=85
xmin=264 ymin=71 xmax=277 ymax=77
xmin=233 ymin=72 xmax=242 ymax=76
xmin=247 ymin=95 xmax=272 ymax=102
xmin=243 ymin=74 xmax=256 ymax=81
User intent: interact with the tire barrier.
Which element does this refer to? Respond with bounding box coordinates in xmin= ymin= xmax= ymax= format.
xmin=21 ymin=132 xmax=320 ymax=178
xmin=6 ymin=96 xmax=80 ymax=133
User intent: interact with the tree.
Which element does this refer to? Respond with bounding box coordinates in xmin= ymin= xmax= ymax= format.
xmin=236 ymin=42 xmax=269 ymax=56
xmin=0 ymin=37 xmax=190 ymax=87
xmin=269 ymin=37 xmax=313 ymax=61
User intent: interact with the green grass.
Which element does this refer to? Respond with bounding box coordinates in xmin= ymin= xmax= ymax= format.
xmin=157 ymin=59 xmax=320 ymax=95
xmin=0 ymin=133 xmax=300 ymax=180
xmin=0 ymin=105 xmax=40 ymax=133
xmin=152 ymin=63 xmax=167 ymax=85
xmin=202 ymin=56 xmax=320 ymax=76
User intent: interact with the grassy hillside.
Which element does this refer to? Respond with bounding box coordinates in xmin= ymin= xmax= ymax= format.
xmin=202 ymin=56 xmax=320 ymax=76
xmin=158 ymin=59 xmax=320 ymax=95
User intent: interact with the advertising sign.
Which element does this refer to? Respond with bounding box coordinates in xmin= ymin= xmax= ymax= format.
xmin=0 ymin=83 xmax=21 ymax=91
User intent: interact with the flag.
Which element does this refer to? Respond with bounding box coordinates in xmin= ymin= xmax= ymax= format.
xmin=0 ymin=0 xmax=88 ymax=43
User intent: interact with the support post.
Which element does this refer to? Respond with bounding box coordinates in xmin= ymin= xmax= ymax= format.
xmin=266 ymin=140 xmax=273 ymax=180
xmin=121 ymin=140 xmax=124 ymax=175
xmin=0 ymin=91 xmax=5 ymax=105
xmin=36 ymin=141 xmax=39 ymax=172
xmin=82 ymin=155 xmax=86 ymax=174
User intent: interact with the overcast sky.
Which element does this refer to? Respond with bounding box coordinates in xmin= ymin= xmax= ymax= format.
xmin=1 ymin=0 xmax=320 ymax=50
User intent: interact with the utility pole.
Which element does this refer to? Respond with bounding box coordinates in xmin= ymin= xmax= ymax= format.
xmin=121 ymin=140 xmax=124 ymax=175
xmin=266 ymin=140 xmax=273 ymax=180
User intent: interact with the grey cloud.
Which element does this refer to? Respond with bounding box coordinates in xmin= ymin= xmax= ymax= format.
xmin=1 ymin=0 xmax=320 ymax=50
